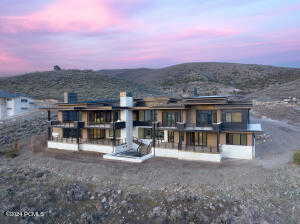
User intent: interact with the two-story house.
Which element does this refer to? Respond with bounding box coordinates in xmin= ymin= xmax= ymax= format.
xmin=44 ymin=92 xmax=262 ymax=163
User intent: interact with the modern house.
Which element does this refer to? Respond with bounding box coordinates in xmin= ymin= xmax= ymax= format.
xmin=44 ymin=92 xmax=262 ymax=163
xmin=0 ymin=90 xmax=36 ymax=120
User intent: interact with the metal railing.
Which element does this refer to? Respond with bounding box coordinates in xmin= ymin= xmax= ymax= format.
xmin=86 ymin=121 xmax=126 ymax=129
xmin=80 ymin=138 xmax=123 ymax=146
xmin=133 ymin=121 xmax=152 ymax=127
xmin=155 ymin=141 xmax=178 ymax=149
xmin=85 ymin=122 xmax=112 ymax=129
xmin=155 ymin=140 xmax=219 ymax=153
xmin=138 ymin=143 xmax=152 ymax=156
xmin=181 ymin=145 xmax=218 ymax=153
xmin=50 ymin=136 xmax=123 ymax=146
xmin=50 ymin=137 xmax=78 ymax=143
xmin=157 ymin=121 xmax=177 ymax=128
xmin=185 ymin=123 xmax=221 ymax=131
xmin=50 ymin=120 xmax=76 ymax=128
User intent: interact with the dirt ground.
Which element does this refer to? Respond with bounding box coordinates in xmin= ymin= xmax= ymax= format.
xmin=1 ymin=114 xmax=300 ymax=223
xmin=2 ymin=114 xmax=299 ymax=190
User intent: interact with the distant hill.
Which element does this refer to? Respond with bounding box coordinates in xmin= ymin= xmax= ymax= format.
xmin=0 ymin=62 xmax=299 ymax=100
xmin=0 ymin=70 xmax=163 ymax=100
xmin=99 ymin=62 xmax=300 ymax=95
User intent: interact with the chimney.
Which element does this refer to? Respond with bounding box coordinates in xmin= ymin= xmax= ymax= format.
xmin=119 ymin=91 xmax=133 ymax=149
xmin=64 ymin=92 xmax=77 ymax=104
xmin=120 ymin=91 xmax=133 ymax=107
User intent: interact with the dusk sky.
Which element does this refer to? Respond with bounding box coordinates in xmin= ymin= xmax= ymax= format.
xmin=0 ymin=0 xmax=299 ymax=75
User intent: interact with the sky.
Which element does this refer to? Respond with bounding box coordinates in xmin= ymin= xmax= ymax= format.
xmin=0 ymin=0 xmax=299 ymax=75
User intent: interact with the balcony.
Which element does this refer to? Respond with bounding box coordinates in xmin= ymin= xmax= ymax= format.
xmin=80 ymin=138 xmax=124 ymax=146
xmin=133 ymin=120 xmax=152 ymax=127
xmin=49 ymin=137 xmax=123 ymax=146
xmin=155 ymin=141 xmax=219 ymax=153
xmin=157 ymin=121 xmax=178 ymax=129
xmin=85 ymin=121 xmax=126 ymax=129
xmin=50 ymin=120 xmax=84 ymax=128
xmin=156 ymin=121 xmax=222 ymax=131
xmin=185 ymin=123 xmax=222 ymax=131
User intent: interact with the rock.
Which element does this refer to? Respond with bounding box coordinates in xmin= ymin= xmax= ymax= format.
xmin=64 ymin=183 xmax=89 ymax=201
xmin=150 ymin=206 xmax=167 ymax=217
xmin=53 ymin=65 xmax=62 ymax=71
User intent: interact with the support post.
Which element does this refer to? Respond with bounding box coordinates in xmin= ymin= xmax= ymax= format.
xmin=47 ymin=110 xmax=51 ymax=140
xmin=152 ymin=109 xmax=156 ymax=157
xmin=75 ymin=110 xmax=80 ymax=150
xmin=217 ymin=131 xmax=220 ymax=153
xmin=112 ymin=111 xmax=116 ymax=153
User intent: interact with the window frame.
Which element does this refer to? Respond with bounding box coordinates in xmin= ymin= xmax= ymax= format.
xmin=224 ymin=112 xmax=243 ymax=123
xmin=162 ymin=111 xmax=181 ymax=127
xmin=196 ymin=110 xmax=213 ymax=126
xmin=226 ymin=133 xmax=247 ymax=145
xmin=109 ymin=129 xmax=121 ymax=138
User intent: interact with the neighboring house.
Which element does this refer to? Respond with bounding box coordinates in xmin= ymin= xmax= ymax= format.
xmin=0 ymin=90 xmax=36 ymax=120
xmin=44 ymin=92 xmax=262 ymax=163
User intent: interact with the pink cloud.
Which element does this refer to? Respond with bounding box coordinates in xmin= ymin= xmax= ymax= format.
xmin=0 ymin=50 xmax=31 ymax=74
xmin=0 ymin=0 xmax=132 ymax=33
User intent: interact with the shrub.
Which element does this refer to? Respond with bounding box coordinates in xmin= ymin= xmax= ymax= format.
xmin=293 ymin=150 xmax=300 ymax=165
xmin=4 ymin=148 xmax=19 ymax=158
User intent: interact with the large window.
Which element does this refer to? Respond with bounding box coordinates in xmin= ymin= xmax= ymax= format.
xmin=197 ymin=132 xmax=207 ymax=146
xmin=62 ymin=111 xmax=79 ymax=122
xmin=196 ymin=110 xmax=212 ymax=125
xmin=63 ymin=128 xmax=80 ymax=138
xmin=109 ymin=129 xmax=121 ymax=138
xmin=88 ymin=129 xmax=105 ymax=139
xmin=187 ymin=132 xmax=207 ymax=146
xmin=225 ymin=112 xmax=242 ymax=123
xmin=226 ymin=133 xmax=247 ymax=145
xmin=168 ymin=131 xmax=175 ymax=142
xmin=89 ymin=111 xmax=112 ymax=123
xmin=162 ymin=111 xmax=181 ymax=127
xmin=139 ymin=110 xmax=154 ymax=121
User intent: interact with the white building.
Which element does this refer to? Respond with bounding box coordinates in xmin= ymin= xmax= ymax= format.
xmin=0 ymin=90 xmax=36 ymax=120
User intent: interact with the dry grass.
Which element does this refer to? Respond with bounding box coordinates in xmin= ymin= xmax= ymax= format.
xmin=293 ymin=150 xmax=300 ymax=165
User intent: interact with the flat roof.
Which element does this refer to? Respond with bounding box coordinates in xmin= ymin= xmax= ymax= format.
xmin=184 ymin=95 xmax=228 ymax=99
xmin=0 ymin=90 xmax=30 ymax=98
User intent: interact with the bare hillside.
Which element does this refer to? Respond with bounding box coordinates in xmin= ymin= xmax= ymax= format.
xmin=0 ymin=62 xmax=299 ymax=100
xmin=0 ymin=70 xmax=163 ymax=100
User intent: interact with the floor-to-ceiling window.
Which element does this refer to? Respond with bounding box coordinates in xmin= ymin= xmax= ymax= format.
xmin=88 ymin=111 xmax=112 ymax=123
xmin=186 ymin=132 xmax=207 ymax=146
xmin=196 ymin=110 xmax=212 ymax=126
xmin=162 ymin=111 xmax=181 ymax=127
xmin=88 ymin=129 xmax=106 ymax=139
xmin=226 ymin=133 xmax=247 ymax=145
